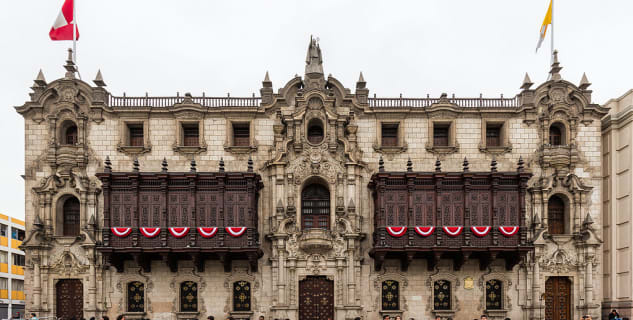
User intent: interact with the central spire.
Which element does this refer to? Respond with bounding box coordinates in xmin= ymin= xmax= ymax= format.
xmin=305 ymin=35 xmax=324 ymax=76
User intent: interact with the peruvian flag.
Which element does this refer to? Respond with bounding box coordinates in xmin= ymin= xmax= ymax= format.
xmin=139 ymin=227 xmax=161 ymax=238
xmin=499 ymin=226 xmax=519 ymax=237
xmin=50 ymin=0 xmax=79 ymax=41
xmin=225 ymin=227 xmax=247 ymax=237
xmin=197 ymin=227 xmax=218 ymax=239
xmin=385 ymin=226 xmax=407 ymax=237
xmin=470 ymin=226 xmax=491 ymax=237
xmin=168 ymin=227 xmax=190 ymax=239
xmin=442 ymin=226 xmax=464 ymax=237
xmin=414 ymin=226 xmax=435 ymax=237
xmin=111 ymin=227 xmax=132 ymax=238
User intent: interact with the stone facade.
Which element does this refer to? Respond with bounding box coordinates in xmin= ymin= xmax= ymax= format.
xmin=15 ymin=41 xmax=608 ymax=320
xmin=602 ymin=89 xmax=633 ymax=318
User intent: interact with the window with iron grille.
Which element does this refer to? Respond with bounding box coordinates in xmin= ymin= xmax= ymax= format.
xmin=233 ymin=123 xmax=250 ymax=147
xmin=548 ymin=195 xmax=565 ymax=234
xmin=233 ymin=281 xmax=251 ymax=311
xmin=63 ymin=197 xmax=80 ymax=236
xmin=549 ymin=124 xmax=563 ymax=146
xmin=127 ymin=281 xmax=145 ymax=312
xmin=128 ymin=124 xmax=144 ymax=147
xmin=433 ymin=280 xmax=451 ymax=310
xmin=182 ymin=124 xmax=199 ymax=146
xmin=485 ymin=279 xmax=503 ymax=310
xmin=65 ymin=125 xmax=78 ymax=145
xmin=180 ymin=281 xmax=198 ymax=312
xmin=381 ymin=124 xmax=399 ymax=147
xmin=433 ymin=124 xmax=450 ymax=147
xmin=486 ymin=124 xmax=502 ymax=147
xmin=381 ymin=280 xmax=399 ymax=310
xmin=302 ymin=184 xmax=330 ymax=229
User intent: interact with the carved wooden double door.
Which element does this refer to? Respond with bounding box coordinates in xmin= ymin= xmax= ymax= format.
xmin=299 ymin=276 xmax=334 ymax=320
xmin=545 ymin=277 xmax=571 ymax=320
xmin=56 ymin=279 xmax=83 ymax=320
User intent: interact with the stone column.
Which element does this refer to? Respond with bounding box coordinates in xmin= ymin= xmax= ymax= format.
xmin=278 ymin=239 xmax=286 ymax=305
xmin=346 ymin=238 xmax=355 ymax=305
xmin=585 ymin=257 xmax=594 ymax=305
xmin=33 ymin=256 xmax=41 ymax=308
xmin=532 ymin=259 xmax=541 ymax=317
xmin=88 ymin=256 xmax=97 ymax=311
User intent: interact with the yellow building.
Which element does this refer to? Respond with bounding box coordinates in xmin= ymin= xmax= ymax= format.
xmin=0 ymin=214 xmax=25 ymax=319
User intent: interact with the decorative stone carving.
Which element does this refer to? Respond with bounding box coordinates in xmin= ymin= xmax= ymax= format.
xmin=539 ymin=249 xmax=579 ymax=272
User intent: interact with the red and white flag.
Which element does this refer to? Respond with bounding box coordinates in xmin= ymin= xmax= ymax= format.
xmin=50 ymin=0 xmax=79 ymax=41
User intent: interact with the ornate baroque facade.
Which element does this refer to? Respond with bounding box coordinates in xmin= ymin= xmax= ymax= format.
xmin=15 ymin=39 xmax=607 ymax=320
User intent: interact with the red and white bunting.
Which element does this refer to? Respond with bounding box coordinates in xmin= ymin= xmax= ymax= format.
xmin=386 ymin=226 xmax=407 ymax=237
xmin=414 ymin=226 xmax=435 ymax=237
xmin=442 ymin=226 xmax=463 ymax=237
xmin=168 ymin=227 xmax=190 ymax=238
xmin=197 ymin=227 xmax=218 ymax=238
xmin=111 ymin=227 xmax=132 ymax=238
xmin=470 ymin=226 xmax=491 ymax=237
xmin=225 ymin=227 xmax=247 ymax=237
xmin=499 ymin=226 xmax=519 ymax=237
xmin=139 ymin=227 xmax=161 ymax=238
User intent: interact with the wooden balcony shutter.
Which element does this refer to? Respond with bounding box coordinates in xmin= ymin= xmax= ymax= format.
xmin=233 ymin=123 xmax=250 ymax=147
xmin=381 ymin=124 xmax=399 ymax=147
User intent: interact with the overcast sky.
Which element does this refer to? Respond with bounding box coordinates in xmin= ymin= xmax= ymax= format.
xmin=1 ymin=0 xmax=632 ymax=219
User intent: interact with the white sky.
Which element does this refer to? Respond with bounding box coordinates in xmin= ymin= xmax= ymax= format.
xmin=1 ymin=0 xmax=632 ymax=219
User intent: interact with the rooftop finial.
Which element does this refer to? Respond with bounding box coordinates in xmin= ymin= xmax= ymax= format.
xmin=520 ymin=72 xmax=533 ymax=90
xmin=406 ymin=157 xmax=413 ymax=172
xmin=579 ymin=72 xmax=591 ymax=90
xmin=356 ymin=71 xmax=366 ymax=89
xmin=190 ymin=158 xmax=197 ymax=173
xmin=64 ymin=48 xmax=77 ymax=78
xmin=490 ymin=156 xmax=498 ymax=173
xmin=517 ymin=156 xmax=525 ymax=173
xmin=93 ymin=69 xmax=106 ymax=87
xmin=248 ymin=155 xmax=254 ymax=172
xmin=583 ymin=211 xmax=594 ymax=227
xmin=463 ymin=157 xmax=469 ymax=172
xmin=34 ymin=69 xmax=47 ymax=87
xmin=132 ymin=157 xmax=140 ymax=173
xmin=378 ymin=156 xmax=384 ymax=172
xmin=435 ymin=157 xmax=442 ymax=173
xmin=549 ymin=50 xmax=562 ymax=81
xmin=219 ymin=158 xmax=225 ymax=173
xmin=264 ymin=71 xmax=270 ymax=82
xmin=161 ymin=157 xmax=168 ymax=173
xmin=305 ymin=35 xmax=324 ymax=76
xmin=104 ymin=156 xmax=112 ymax=173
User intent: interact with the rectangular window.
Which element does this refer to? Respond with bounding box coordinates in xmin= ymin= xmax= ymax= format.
xmin=433 ymin=280 xmax=451 ymax=310
xmin=128 ymin=124 xmax=144 ymax=147
xmin=486 ymin=124 xmax=502 ymax=147
xmin=433 ymin=124 xmax=450 ymax=147
xmin=182 ymin=123 xmax=199 ymax=146
xmin=233 ymin=123 xmax=250 ymax=147
xmin=485 ymin=279 xmax=503 ymax=310
xmin=11 ymin=279 xmax=23 ymax=292
xmin=127 ymin=281 xmax=145 ymax=312
xmin=0 ymin=278 xmax=7 ymax=290
xmin=0 ymin=224 xmax=6 ymax=237
xmin=12 ymin=254 xmax=24 ymax=267
xmin=11 ymin=229 xmax=24 ymax=241
xmin=381 ymin=124 xmax=399 ymax=147
xmin=381 ymin=280 xmax=400 ymax=310
xmin=180 ymin=281 xmax=198 ymax=312
xmin=233 ymin=281 xmax=252 ymax=311
xmin=0 ymin=252 xmax=7 ymax=264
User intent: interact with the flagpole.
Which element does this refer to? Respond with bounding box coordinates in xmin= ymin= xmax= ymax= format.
xmin=550 ymin=0 xmax=554 ymax=62
xmin=72 ymin=0 xmax=76 ymax=63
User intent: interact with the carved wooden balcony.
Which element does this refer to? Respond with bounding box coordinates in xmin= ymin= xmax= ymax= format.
xmin=368 ymin=159 xmax=532 ymax=271
xmin=96 ymin=159 xmax=263 ymax=273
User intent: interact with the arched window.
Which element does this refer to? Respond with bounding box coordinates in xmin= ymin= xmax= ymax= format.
xmin=62 ymin=197 xmax=80 ymax=236
xmin=548 ymin=195 xmax=565 ymax=235
xmin=65 ymin=125 xmax=78 ymax=145
xmin=307 ymin=119 xmax=324 ymax=144
xmin=549 ymin=123 xmax=565 ymax=146
xmin=233 ymin=281 xmax=251 ymax=312
xmin=433 ymin=280 xmax=451 ymax=310
xmin=127 ymin=281 xmax=145 ymax=312
xmin=381 ymin=280 xmax=399 ymax=311
xmin=485 ymin=279 xmax=503 ymax=310
xmin=180 ymin=281 xmax=198 ymax=312
xmin=302 ymin=184 xmax=330 ymax=229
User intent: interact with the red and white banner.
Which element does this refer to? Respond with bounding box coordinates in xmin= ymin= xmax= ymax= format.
xmin=414 ymin=226 xmax=435 ymax=237
xmin=197 ymin=227 xmax=218 ymax=238
xmin=139 ymin=227 xmax=161 ymax=238
xmin=225 ymin=227 xmax=247 ymax=237
xmin=111 ymin=227 xmax=132 ymax=237
xmin=168 ymin=227 xmax=190 ymax=238
xmin=470 ymin=226 xmax=491 ymax=237
xmin=442 ymin=226 xmax=463 ymax=237
xmin=386 ymin=226 xmax=407 ymax=237
xmin=499 ymin=226 xmax=519 ymax=237
xmin=49 ymin=0 xmax=79 ymax=41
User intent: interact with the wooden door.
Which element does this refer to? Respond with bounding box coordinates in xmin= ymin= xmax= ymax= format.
xmin=545 ymin=277 xmax=571 ymax=320
xmin=299 ymin=276 xmax=334 ymax=320
xmin=56 ymin=279 xmax=83 ymax=320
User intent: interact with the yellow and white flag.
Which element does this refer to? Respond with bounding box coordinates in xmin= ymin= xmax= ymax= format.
xmin=536 ymin=0 xmax=552 ymax=52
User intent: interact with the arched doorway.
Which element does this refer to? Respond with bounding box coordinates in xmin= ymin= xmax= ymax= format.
xmin=299 ymin=276 xmax=334 ymax=320
xmin=545 ymin=277 xmax=571 ymax=320
xmin=56 ymin=279 xmax=83 ymax=320
xmin=301 ymin=184 xmax=330 ymax=230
